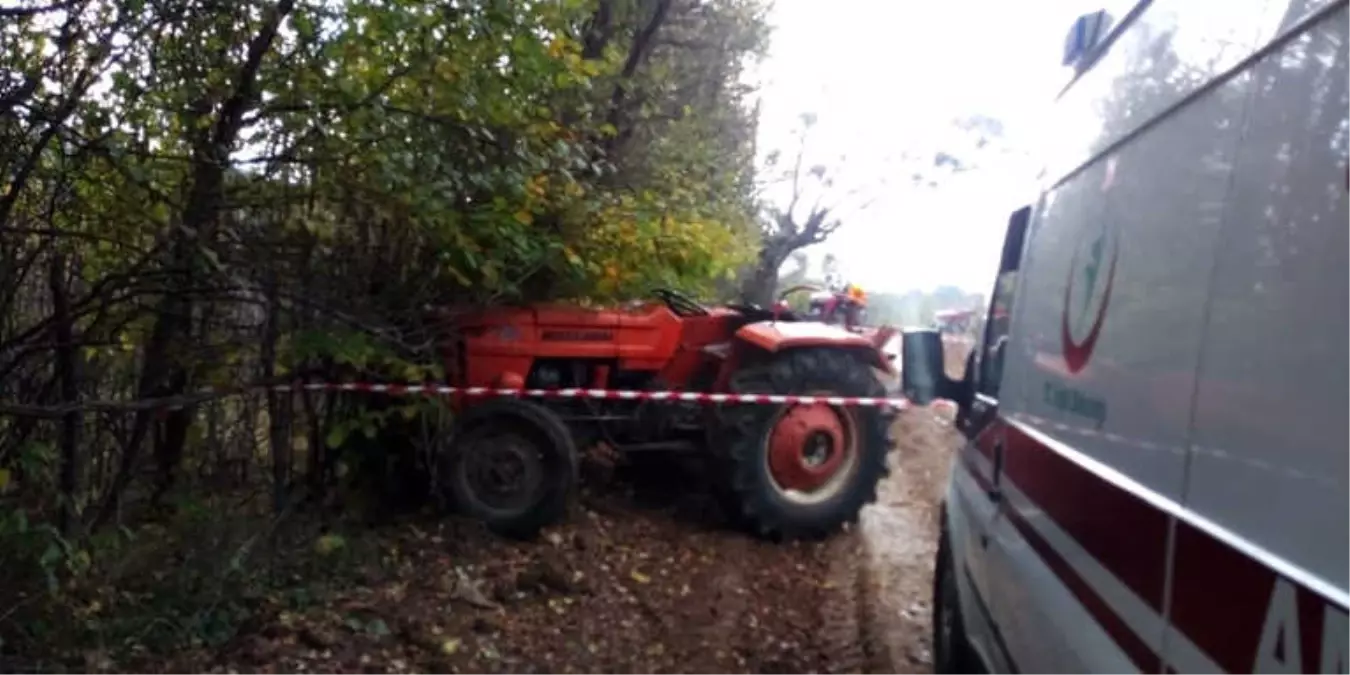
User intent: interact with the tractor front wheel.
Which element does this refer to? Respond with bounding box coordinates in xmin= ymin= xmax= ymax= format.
xmin=719 ymin=349 xmax=892 ymax=540
xmin=439 ymin=399 xmax=577 ymax=539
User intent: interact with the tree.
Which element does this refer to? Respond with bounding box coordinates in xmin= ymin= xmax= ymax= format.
xmin=0 ymin=0 xmax=771 ymax=579
xmin=740 ymin=108 xmax=1010 ymax=306
xmin=566 ymin=0 xmax=767 ymax=300
xmin=740 ymin=113 xmax=872 ymax=305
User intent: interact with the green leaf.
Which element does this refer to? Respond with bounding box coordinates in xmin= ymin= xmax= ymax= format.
xmin=40 ymin=543 xmax=61 ymax=568
xmin=325 ymin=425 xmax=349 ymax=449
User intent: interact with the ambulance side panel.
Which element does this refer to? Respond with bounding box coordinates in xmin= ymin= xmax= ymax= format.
xmin=1165 ymin=4 xmax=1350 ymax=673
xmin=992 ymin=46 xmax=1245 ymax=675
xmin=974 ymin=0 xmax=1313 ymax=671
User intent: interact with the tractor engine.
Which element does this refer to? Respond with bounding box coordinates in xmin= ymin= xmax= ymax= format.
xmin=518 ymin=358 xmax=706 ymax=448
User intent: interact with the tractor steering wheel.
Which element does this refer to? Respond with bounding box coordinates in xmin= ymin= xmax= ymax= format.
xmin=651 ymin=287 xmax=709 ymax=317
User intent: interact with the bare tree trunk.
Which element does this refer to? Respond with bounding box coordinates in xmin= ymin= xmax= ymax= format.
xmin=91 ymin=238 xmax=188 ymax=530
xmin=91 ymin=0 xmax=296 ymax=529
xmin=580 ymin=0 xmax=614 ymax=59
xmin=48 ymin=251 xmax=81 ymax=536
xmin=741 ymin=245 xmax=788 ymax=307
xmin=151 ymin=380 xmax=190 ymax=512
xmin=262 ymin=272 xmax=291 ymax=512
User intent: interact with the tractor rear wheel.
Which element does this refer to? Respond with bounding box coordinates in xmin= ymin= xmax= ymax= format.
xmin=718 ymin=349 xmax=892 ymax=540
xmin=439 ymin=399 xmax=577 ymax=539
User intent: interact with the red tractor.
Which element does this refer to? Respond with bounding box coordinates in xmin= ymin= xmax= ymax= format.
xmin=429 ymin=287 xmax=898 ymax=540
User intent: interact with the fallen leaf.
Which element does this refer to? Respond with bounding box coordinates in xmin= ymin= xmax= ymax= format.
xmin=441 ymin=638 xmax=461 ymax=655
xmin=450 ymin=569 xmax=498 ymax=610
xmin=366 ymin=618 xmax=391 ymax=638
xmin=629 ymin=570 xmax=651 ymax=584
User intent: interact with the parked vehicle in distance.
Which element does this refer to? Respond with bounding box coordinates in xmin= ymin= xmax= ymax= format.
xmin=901 ymin=1 xmax=1349 ymax=672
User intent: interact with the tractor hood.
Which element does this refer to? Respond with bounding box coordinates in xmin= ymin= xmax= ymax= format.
xmin=437 ymin=302 xmax=686 ymax=371
xmin=736 ymin=321 xmax=896 ymax=374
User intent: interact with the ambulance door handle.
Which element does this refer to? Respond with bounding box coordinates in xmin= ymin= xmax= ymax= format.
xmin=987 ymin=436 xmax=1005 ymax=504
xmin=980 ymin=436 xmax=1005 ymax=549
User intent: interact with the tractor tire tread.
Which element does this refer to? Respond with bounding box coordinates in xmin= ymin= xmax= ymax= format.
xmin=441 ymin=399 xmax=577 ymax=540
xmin=717 ymin=348 xmax=891 ymax=540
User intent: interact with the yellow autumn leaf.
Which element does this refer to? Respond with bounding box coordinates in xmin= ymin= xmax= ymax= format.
xmin=528 ymin=175 xmax=547 ymax=196
xmin=514 ymin=209 xmax=533 ymax=225
xmin=441 ymin=638 xmax=461 ymax=655
xmin=314 ymin=534 xmax=346 ymax=556
xmin=630 ymin=570 xmax=651 ymax=584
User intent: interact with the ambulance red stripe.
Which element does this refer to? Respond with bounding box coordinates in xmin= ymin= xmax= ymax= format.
xmin=1169 ymin=518 xmax=1346 ymax=674
xmin=962 ymin=416 xmax=1348 ymax=673
xmin=961 ymin=450 xmax=1161 ymax=671
xmin=1001 ymin=423 xmax=1171 ymax=610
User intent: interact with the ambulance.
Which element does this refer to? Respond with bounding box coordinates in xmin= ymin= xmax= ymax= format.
xmin=900 ymin=0 xmax=1349 ymax=671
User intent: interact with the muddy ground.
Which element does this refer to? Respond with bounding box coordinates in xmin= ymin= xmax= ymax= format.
xmin=138 ymin=346 xmax=972 ymax=675
xmin=856 ymin=407 xmax=961 ymax=673
xmin=140 ymin=408 xmax=960 ymax=675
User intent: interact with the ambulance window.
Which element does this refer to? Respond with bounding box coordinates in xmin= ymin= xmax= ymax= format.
xmin=976 ymin=206 xmax=1030 ymax=399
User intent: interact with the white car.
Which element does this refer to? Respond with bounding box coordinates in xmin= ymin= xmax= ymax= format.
xmin=901 ymin=1 xmax=1349 ymax=672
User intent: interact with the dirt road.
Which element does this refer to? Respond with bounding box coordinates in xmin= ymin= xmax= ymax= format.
xmin=155 ymin=398 xmax=965 ymax=674
xmin=856 ymin=407 xmax=961 ymax=673
xmin=154 ymin=408 xmax=956 ymax=675
xmin=856 ymin=336 xmax=970 ymax=672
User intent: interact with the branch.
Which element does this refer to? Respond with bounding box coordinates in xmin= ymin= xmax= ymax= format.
xmin=209 ymin=0 xmax=297 ymax=157
xmin=0 ymin=1 xmax=75 ymax=18
xmin=0 ymin=6 xmax=154 ymax=226
xmin=580 ymin=0 xmax=615 ymax=60
xmin=602 ymin=0 xmax=674 ymax=153
xmin=798 ymin=205 xmax=834 ymax=244
xmin=251 ymin=62 xmax=415 ymax=121
xmin=0 ymin=226 xmax=150 ymax=251
xmin=785 ymin=155 xmax=806 ymax=223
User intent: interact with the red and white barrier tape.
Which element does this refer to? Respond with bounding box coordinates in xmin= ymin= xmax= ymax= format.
xmin=272 ymin=382 xmax=955 ymax=411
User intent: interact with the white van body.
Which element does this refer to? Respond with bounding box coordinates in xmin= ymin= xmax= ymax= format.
xmin=934 ymin=0 xmax=1349 ymax=672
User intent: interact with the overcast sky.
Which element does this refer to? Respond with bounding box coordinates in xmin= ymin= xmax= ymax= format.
xmin=753 ymin=0 xmax=1092 ymax=294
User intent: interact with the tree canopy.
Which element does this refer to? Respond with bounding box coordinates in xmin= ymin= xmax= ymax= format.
xmin=0 ymin=0 xmax=770 ymax=643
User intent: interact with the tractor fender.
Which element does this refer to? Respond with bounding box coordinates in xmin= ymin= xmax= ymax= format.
xmin=734 ymin=322 xmax=895 ymax=374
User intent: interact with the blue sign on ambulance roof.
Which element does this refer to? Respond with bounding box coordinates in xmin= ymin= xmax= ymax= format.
xmin=1062 ymin=9 xmax=1113 ymax=68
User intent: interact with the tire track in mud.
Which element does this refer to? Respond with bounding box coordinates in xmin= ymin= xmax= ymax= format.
xmin=818 ymin=528 xmax=870 ymax=674
xmin=852 ymin=409 xmax=962 ymax=673
xmin=851 ymin=529 xmax=893 ymax=674
xmin=700 ymin=536 xmax=749 ymax=668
